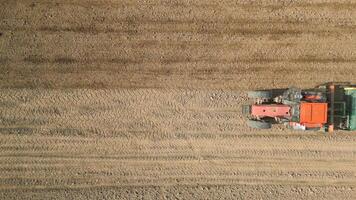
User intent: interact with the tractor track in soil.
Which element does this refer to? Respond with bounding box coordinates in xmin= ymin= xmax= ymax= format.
xmin=1 ymin=0 xmax=356 ymax=199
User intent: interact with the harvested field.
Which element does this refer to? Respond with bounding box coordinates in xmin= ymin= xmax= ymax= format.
xmin=1 ymin=0 xmax=356 ymax=199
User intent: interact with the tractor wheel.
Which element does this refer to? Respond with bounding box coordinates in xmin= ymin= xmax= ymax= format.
xmin=247 ymin=120 xmax=272 ymax=129
xmin=247 ymin=90 xmax=272 ymax=99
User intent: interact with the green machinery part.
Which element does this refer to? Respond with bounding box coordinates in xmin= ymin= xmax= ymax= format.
xmin=344 ymin=87 xmax=356 ymax=130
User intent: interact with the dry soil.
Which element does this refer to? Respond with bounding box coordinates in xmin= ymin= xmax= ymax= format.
xmin=1 ymin=0 xmax=356 ymax=199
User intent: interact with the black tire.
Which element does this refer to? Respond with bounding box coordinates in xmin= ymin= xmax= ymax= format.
xmin=306 ymin=127 xmax=322 ymax=131
xmin=247 ymin=90 xmax=272 ymax=99
xmin=247 ymin=120 xmax=272 ymax=129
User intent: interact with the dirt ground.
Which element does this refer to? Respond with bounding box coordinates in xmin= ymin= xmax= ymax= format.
xmin=1 ymin=0 xmax=356 ymax=199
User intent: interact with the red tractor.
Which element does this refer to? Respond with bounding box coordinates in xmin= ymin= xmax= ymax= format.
xmin=243 ymin=82 xmax=356 ymax=131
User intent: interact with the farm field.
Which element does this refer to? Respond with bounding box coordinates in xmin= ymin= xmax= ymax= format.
xmin=1 ymin=0 xmax=356 ymax=199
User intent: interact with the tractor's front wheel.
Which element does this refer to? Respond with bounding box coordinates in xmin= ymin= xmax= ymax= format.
xmin=247 ymin=119 xmax=272 ymax=129
xmin=247 ymin=90 xmax=272 ymax=99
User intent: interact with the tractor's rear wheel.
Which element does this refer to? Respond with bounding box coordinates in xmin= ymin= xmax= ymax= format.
xmin=247 ymin=90 xmax=272 ymax=99
xmin=247 ymin=120 xmax=272 ymax=129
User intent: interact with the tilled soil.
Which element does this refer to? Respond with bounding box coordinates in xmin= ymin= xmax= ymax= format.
xmin=1 ymin=0 xmax=356 ymax=199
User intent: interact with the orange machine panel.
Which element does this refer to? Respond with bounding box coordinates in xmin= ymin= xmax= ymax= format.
xmin=300 ymin=102 xmax=328 ymax=124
